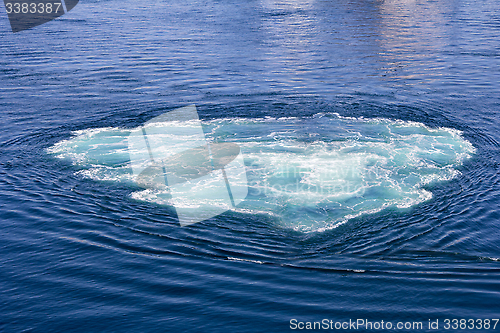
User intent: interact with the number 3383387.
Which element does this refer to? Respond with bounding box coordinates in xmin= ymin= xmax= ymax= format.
xmin=5 ymin=3 xmax=62 ymax=14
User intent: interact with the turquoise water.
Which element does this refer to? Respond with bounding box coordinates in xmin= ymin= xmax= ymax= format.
xmin=1 ymin=0 xmax=499 ymax=332
xmin=50 ymin=113 xmax=475 ymax=232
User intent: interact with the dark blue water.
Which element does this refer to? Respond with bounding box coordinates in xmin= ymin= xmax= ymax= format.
xmin=1 ymin=0 xmax=499 ymax=332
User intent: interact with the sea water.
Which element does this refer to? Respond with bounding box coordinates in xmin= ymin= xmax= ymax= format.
xmin=49 ymin=113 xmax=475 ymax=232
xmin=1 ymin=0 xmax=499 ymax=331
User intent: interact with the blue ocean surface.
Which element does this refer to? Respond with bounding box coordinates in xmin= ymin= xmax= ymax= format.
xmin=1 ymin=0 xmax=499 ymax=332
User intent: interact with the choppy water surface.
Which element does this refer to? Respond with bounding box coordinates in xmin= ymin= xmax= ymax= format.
xmin=1 ymin=0 xmax=499 ymax=332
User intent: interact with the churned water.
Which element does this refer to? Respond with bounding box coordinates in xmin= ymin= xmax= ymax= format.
xmin=1 ymin=0 xmax=499 ymax=332
xmin=49 ymin=114 xmax=475 ymax=232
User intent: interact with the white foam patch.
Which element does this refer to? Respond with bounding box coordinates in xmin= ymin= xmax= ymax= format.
xmin=47 ymin=113 xmax=475 ymax=232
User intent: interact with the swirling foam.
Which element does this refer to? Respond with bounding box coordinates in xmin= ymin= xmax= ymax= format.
xmin=48 ymin=113 xmax=475 ymax=232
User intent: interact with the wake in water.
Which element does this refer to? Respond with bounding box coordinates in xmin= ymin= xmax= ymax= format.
xmin=48 ymin=113 xmax=475 ymax=232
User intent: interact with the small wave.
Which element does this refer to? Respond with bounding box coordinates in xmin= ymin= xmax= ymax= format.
xmin=227 ymin=257 xmax=265 ymax=264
